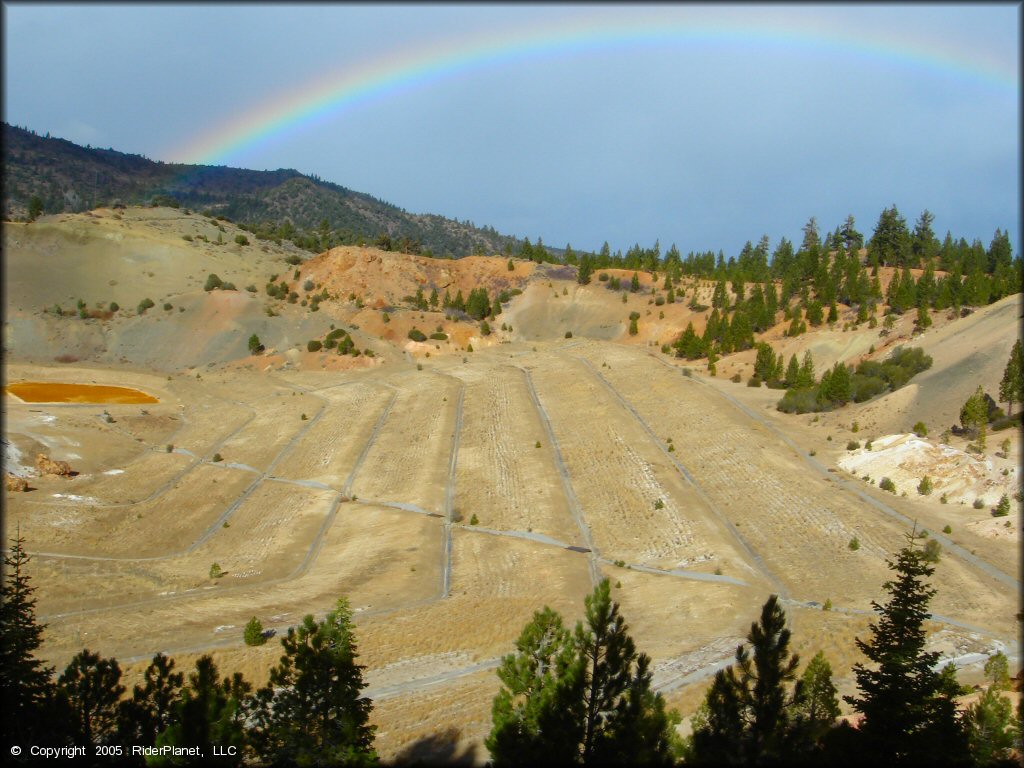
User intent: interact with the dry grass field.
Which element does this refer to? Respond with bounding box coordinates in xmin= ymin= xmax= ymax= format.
xmin=2 ymin=208 xmax=1020 ymax=763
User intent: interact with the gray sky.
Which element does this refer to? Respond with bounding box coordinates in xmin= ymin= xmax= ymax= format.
xmin=3 ymin=3 xmax=1019 ymax=257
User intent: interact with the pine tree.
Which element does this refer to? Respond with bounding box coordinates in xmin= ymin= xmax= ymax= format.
xmin=156 ymin=655 xmax=249 ymax=765
xmin=959 ymin=386 xmax=989 ymax=446
xmin=797 ymin=351 xmax=816 ymax=389
xmin=0 ymin=535 xmax=56 ymax=747
xmin=244 ymin=617 xmax=266 ymax=646
xmin=630 ymin=272 xmax=641 ymax=293
xmin=117 ymin=653 xmax=183 ymax=748
xmin=794 ymin=650 xmax=840 ymax=748
xmin=964 ymin=687 xmax=1018 ymax=765
xmin=692 ymin=596 xmax=803 ymax=764
xmin=486 ymin=607 xmax=585 ymax=767
xmin=251 ymin=599 xmax=376 ymax=766
xmin=488 ymin=581 xmax=679 ymax=767
xmin=57 ymin=650 xmax=126 ymax=747
xmin=998 ymin=339 xmax=1022 ymax=416
xmin=845 ymin=533 xmax=969 ymax=765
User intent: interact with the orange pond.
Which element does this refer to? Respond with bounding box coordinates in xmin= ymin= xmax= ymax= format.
xmin=5 ymin=382 xmax=159 ymax=404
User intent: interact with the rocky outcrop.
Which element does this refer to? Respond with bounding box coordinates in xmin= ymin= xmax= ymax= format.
xmin=5 ymin=472 xmax=29 ymax=492
xmin=35 ymin=453 xmax=72 ymax=476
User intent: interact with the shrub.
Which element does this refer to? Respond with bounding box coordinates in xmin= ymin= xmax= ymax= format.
xmin=654 ymin=498 xmax=664 ymax=510
xmin=993 ymin=494 xmax=1010 ymax=517
xmin=731 ymin=373 xmax=742 ymax=383
xmin=470 ymin=514 xmax=479 ymax=525
xmin=973 ymin=498 xmax=985 ymax=509
xmin=912 ymin=421 xmax=928 ymax=437
xmin=212 ymin=453 xmax=223 ymax=462
xmin=879 ymin=477 xmax=897 ymax=493
xmin=942 ymin=524 xmax=952 ymax=534
xmin=137 ymin=298 xmax=155 ymax=314
xmin=846 ymin=440 xmax=860 ymax=450
xmin=823 ymin=598 xmax=832 ymax=611
xmin=922 ymin=538 xmax=942 ymax=563
xmin=917 ymin=476 xmax=933 ymax=495
xmin=747 ymin=375 xmax=762 ymax=387
xmin=408 ymin=328 xmax=427 ymax=342
xmin=209 ymin=563 xmax=223 ymax=579
xmin=109 ymin=302 xmax=119 ymax=312
xmin=307 ymin=340 xmax=322 ymax=352
xmin=163 ymin=303 xmax=173 ymax=311
xmin=848 ymin=537 xmax=860 ymax=551
xmin=234 ymin=234 xmax=249 ymax=246
xmin=565 ymin=331 xmax=573 ymax=339
xmin=165 ymin=444 xmax=174 ymax=453
xmin=535 ymin=440 xmax=541 ymax=448
xmin=429 ymin=332 xmax=448 ymax=341
xmin=204 ymin=273 xmax=223 ymax=291
xmin=243 ymin=616 xmax=266 ymax=646
xmin=940 ymin=493 xmax=948 ymax=504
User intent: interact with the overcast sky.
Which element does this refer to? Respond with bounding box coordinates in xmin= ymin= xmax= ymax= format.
xmin=3 ymin=3 xmax=1019 ymax=256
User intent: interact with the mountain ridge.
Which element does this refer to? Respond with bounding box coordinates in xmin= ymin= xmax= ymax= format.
xmin=2 ymin=123 xmax=524 ymax=258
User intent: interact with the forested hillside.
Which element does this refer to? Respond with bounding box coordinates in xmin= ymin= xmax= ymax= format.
xmin=2 ymin=123 xmax=521 ymax=258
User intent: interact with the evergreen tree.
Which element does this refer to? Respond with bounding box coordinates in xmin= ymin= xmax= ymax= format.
xmin=155 ymin=655 xmax=249 ymax=766
xmin=0 ymin=535 xmax=56 ymax=748
xmin=960 ymin=386 xmax=989 ymax=444
xmin=630 ymin=272 xmax=641 ymax=293
xmin=251 ymin=599 xmax=376 ymax=766
xmin=794 ymin=650 xmax=840 ymax=745
xmin=998 ymin=339 xmax=1022 ymax=416
xmin=691 ymin=595 xmax=802 ymax=764
xmin=869 ymin=205 xmax=912 ymax=267
xmin=964 ymin=687 xmax=1019 ymax=765
xmin=785 ymin=355 xmax=801 ymax=388
xmin=844 ymin=533 xmax=969 ymax=765
xmin=243 ymin=617 xmax=266 ymax=646
xmin=797 ymin=351 xmax=816 ymax=389
xmin=57 ymin=650 xmax=126 ymax=747
xmin=117 ymin=653 xmax=183 ymax=748
xmin=488 ymin=581 xmax=679 ymax=767
xmin=486 ymin=607 xmax=585 ymax=767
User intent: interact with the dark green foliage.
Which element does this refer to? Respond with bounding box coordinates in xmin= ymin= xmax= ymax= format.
xmin=244 ymin=617 xmax=266 ymax=647
xmin=429 ymin=332 xmax=447 ymax=341
xmin=56 ymin=649 xmax=125 ymax=746
xmin=844 ymin=534 xmax=970 ymax=765
xmin=155 ymin=655 xmax=249 ymax=765
xmin=407 ymin=328 xmax=427 ymax=342
xmin=690 ymin=595 xmax=802 ymax=764
xmin=792 ymin=651 xmax=841 ymax=752
xmin=117 ymin=653 xmax=183 ymax=748
xmin=964 ymin=686 xmax=1018 ymax=765
xmin=307 ymin=340 xmax=322 ymax=353
xmin=753 ymin=342 xmax=784 ymax=383
xmin=204 ymin=273 xmax=223 ymax=292
xmin=250 ymin=599 xmax=376 ymax=766
xmin=27 ymin=194 xmax=43 ymax=220
xmin=247 ymin=334 xmax=263 ymax=355
xmin=234 ymin=234 xmax=249 ymax=246
xmin=993 ymin=494 xmax=1010 ymax=517
xmin=1 ymin=536 xmax=56 ymax=746
xmin=137 ymin=297 xmax=155 ymax=314
xmin=998 ymin=339 xmax=1023 ymax=416
xmin=879 ymin=477 xmax=897 ymax=493
xmin=488 ymin=581 xmax=679 ymax=767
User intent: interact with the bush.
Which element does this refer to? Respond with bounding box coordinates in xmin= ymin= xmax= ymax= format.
xmin=912 ymin=421 xmax=928 ymax=437
xmin=917 ymin=476 xmax=933 ymax=495
xmin=429 ymin=332 xmax=448 ymax=341
xmin=747 ymin=375 xmax=762 ymax=387
xmin=303 ymin=279 xmax=315 ymax=292
xmin=848 ymin=537 xmax=860 ymax=551
xmin=163 ymin=303 xmax=173 ymax=311
xmin=731 ymin=373 xmax=742 ymax=383
xmin=776 ymin=387 xmax=820 ymax=414
xmin=973 ymin=498 xmax=985 ymax=509
xmin=235 ymin=234 xmax=249 ymax=246
xmin=243 ymin=616 xmax=266 ymax=646
xmin=212 ymin=453 xmax=223 ymax=462
xmin=942 ymin=524 xmax=952 ymax=534
xmin=109 ymin=302 xmax=119 ymax=312
xmin=209 ymin=563 xmax=223 ymax=579
xmin=307 ymin=340 xmax=322 ymax=352
xmin=565 ymin=331 xmax=573 ymax=339
xmin=993 ymin=494 xmax=1010 ymax=517
xmin=204 ymin=273 xmax=223 ymax=291
xmin=922 ymin=538 xmax=942 ymax=563
xmin=879 ymin=477 xmax=897 ymax=493
xmin=408 ymin=328 xmax=427 ymax=342
xmin=137 ymin=298 xmax=155 ymax=314
xmin=846 ymin=440 xmax=860 ymax=450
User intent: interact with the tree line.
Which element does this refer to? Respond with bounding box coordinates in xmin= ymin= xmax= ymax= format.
xmin=3 ymin=530 xmax=1019 ymax=766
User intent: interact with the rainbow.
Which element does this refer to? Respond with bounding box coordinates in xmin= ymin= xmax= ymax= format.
xmin=167 ymin=9 xmax=1018 ymax=167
